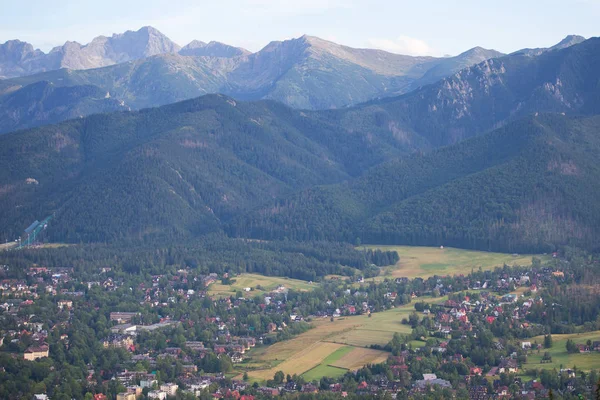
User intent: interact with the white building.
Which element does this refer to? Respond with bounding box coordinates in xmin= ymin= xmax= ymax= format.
xmin=160 ymin=383 xmax=178 ymax=397
xmin=148 ymin=390 xmax=167 ymax=400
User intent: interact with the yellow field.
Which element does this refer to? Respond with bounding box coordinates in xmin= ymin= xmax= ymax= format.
xmin=326 ymin=296 xmax=444 ymax=346
xmin=208 ymin=273 xmax=318 ymax=298
xmin=247 ymin=342 xmax=345 ymax=380
xmin=360 ymin=245 xmax=547 ymax=279
xmin=244 ymin=298 xmax=446 ymax=381
xmin=330 ymin=347 xmax=389 ymax=370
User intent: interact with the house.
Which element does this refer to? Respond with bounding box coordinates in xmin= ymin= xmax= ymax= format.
xmin=521 ymin=341 xmax=532 ymax=349
xmin=256 ymin=387 xmax=279 ymax=396
xmin=93 ymin=395 xmax=108 ymax=400
xmin=414 ymin=377 xmax=452 ymax=390
xmin=110 ymin=312 xmax=138 ymax=323
xmin=103 ymin=334 xmax=134 ymax=349
xmin=33 ymin=395 xmax=49 ymax=400
xmin=498 ymin=359 xmax=518 ymax=374
xmin=469 ymin=386 xmax=488 ymax=400
xmin=126 ymin=386 xmax=142 ymax=397
xmin=111 ymin=324 xmax=137 ymax=335
xmin=160 ymin=383 xmax=178 ymax=397
xmin=496 ymin=386 xmax=509 ymax=397
xmin=301 ymin=384 xmax=319 ymax=393
xmin=267 ymin=323 xmax=277 ymax=332
xmin=230 ymin=352 xmax=244 ymax=363
xmin=147 ymin=391 xmax=167 ymax=400
xmin=185 ymin=341 xmax=205 ymax=350
xmin=140 ymin=379 xmax=158 ymax=388
xmin=576 ymin=344 xmax=590 ymax=353
xmin=57 ymin=300 xmax=73 ymax=310
xmin=530 ymin=284 xmax=538 ymax=292
xmin=24 ymin=344 xmax=49 ymax=361
xmin=116 ymin=393 xmax=136 ymax=400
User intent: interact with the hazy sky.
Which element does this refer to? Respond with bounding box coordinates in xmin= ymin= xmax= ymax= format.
xmin=1 ymin=0 xmax=599 ymax=56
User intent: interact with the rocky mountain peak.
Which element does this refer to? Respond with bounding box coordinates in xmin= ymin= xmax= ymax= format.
xmin=551 ymin=35 xmax=586 ymax=50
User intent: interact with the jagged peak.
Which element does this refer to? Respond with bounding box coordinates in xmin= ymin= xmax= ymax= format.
xmin=551 ymin=35 xmax=586 ymax=49
xmin=182 ymin=40 xmax=208 ymax=50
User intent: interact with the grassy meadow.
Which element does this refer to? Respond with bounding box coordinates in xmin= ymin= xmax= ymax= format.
xmin=208 ymin=273 xmax=318 ymax=298
xmin=360 ymin=245 xmax=547 ymax=279
xmin=524 ymin=331 xmax=600 ymax=371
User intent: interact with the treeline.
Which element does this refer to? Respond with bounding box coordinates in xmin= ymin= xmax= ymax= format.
xmin=0 ymin=235 xmax=397 ymax=281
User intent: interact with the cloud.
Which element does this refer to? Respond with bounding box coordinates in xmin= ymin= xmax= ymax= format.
xmin=367 ymin=35 xmax=435 ymax=56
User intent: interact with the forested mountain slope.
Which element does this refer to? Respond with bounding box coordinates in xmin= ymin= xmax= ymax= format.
xmin=1 ymin=38 xmax=600 ymax=251
xmin=0 ymin=81 xmax=127 ymax=134
xmin=232 ymin=114 xmax=600 ymax=252
xmin=0 ymin=94 xmax=410 ymax=243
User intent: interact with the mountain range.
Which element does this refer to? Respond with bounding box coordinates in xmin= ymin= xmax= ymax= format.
xmin=0 ymin=27 xmax=524 ymax=134
xmin=0 ymin=28 xmax=587 ymax=135
xmin=0 ymin=36 xmax=599 ymax=252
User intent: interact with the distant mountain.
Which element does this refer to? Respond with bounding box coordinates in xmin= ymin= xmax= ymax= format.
xmin=513 ymin=34 xmax=586 ymax=57
xmin=329 ymin=36 xmax=600 ymax=149
xmin=0 ymin=40 xmax=45 ymax=78
xmin=0 ymin=27 xmax=180 ymax=79
xmin=0 ymin=81 xmax=127 ymax=134
xmin=0 ymin=32 xmax=512 ymax=132
xmin=0 ymin=33 xmax=587 ymax=134
xmin=414 ymin=46 xmax=505 ymax=87
xmin=179 ymin=40 xmax=250 ymax=57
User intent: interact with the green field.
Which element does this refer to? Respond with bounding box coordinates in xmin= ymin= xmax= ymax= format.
xmin=524 ymin=331 xmax=600 ymax=371
xmin=360 ymin=245 xmax=548 ymax=279
xmin=327 ymin=296 xmax=444 ymax=346
xmin=208 ymin=273 xmax=318 ymax=298
xmin=301 ymin=346 xmax=354 ymax=381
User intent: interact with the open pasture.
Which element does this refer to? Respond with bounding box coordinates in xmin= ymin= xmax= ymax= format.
xmin=208 ymin=273 xmax=317 ymax=298
xmin=360 ymin=245 xmax=547 ymax=279
xmin=523 ymin=331 xmax=600 ymax=371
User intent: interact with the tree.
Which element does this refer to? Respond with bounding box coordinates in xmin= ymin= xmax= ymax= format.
xmin=243 ymin=372 xmax=249 ymax=381
xmin=566 ymin=339 xmax=579 ymax=354
xmin=274 ymin=371 xmax=285 ymax=384
xmin=544 ymin=334 xmax=553 ymax=349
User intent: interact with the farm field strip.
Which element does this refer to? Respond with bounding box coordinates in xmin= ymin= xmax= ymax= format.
xmin=330 ymin=347 xmax=389 ymax=370
xmin=247 ymin=342 xmax=344 ymax=380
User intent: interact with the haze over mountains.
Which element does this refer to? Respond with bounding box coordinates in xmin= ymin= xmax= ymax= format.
xmin=0 ymin=35 xmax=599 ymax=253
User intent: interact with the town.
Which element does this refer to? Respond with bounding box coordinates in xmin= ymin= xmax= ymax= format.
xmin=1 ymin=247 xmax=599 ymax=399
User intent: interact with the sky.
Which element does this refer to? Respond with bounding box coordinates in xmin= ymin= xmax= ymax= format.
xmin=1 ymin=0 xmax=599 ymax=57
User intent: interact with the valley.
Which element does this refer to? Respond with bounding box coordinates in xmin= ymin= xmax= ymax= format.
xmin=1 ymin=13 xmax=600 ymax=400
